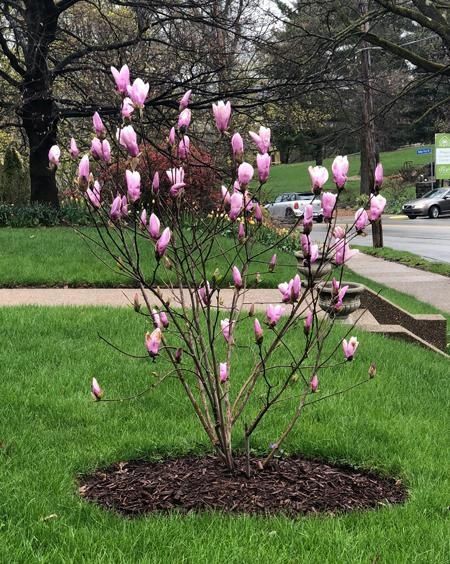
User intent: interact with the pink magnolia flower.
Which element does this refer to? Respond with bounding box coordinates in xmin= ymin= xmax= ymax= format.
xmin=304 ymin=310 xmax=313 ymax=335
xmin=256 ymin=153 xmax=271 ymax=183
xmin=179 ymin=89 xmax=192 ymax=111
xmin=160 ymin=311 xmax=169 ymax=329
xmin=343 ymin=336 xmax=359 ymax=360
xmin=152 ymin=309 xmax=162 ymax=329
xmin=268 ymin=254 xmax=277 ymax=272
xmin=301 ymin=234 xmax=313 ymax=257
xmin=232 ymin=266 xmax=243 ymax=289
xmin=310 ymin=374 xmax=319 ymax=393
xmin=149 ymin=213 xmax=160 ymax=240
xmin=212 ymin=100 xmax=231 ymax=132
xmin=308 ymin=165 xmax=329 ymax=192
xmin=220 ymin=319 xmax=234 ymax=343
xmin=322 ymin=192 xmax=337 ymax=219
xmin=332 ymin=155 xmax=349 ymax=188
xmin=166 ymin=167 xmax=186 ymax=197
xmin=91 ymin=377 xmax=103 ymax=401
xmin=278 ymin=275 xmax=301 ymax=303
xmin=238 ymin=222 xmax=245 ymax=243
xmin=140 ymin=209 xmax=147 ymax=228
xmin=178 ymin=108 xmax=191 ymax=130
xmin=93 ymin=112 xmax=106 ymax=137
xmin=333 ymin=225 xmax=345 ymax=239
xmin=249 ymin=126 xmax=271 ymax=154
xmin=78 ymin=155 xmax=90 ymax=184
xmin=303 ymin=204 xmax=313 ymax=232
xmin=229 ymin=191 xmax=243 ymax=221
xmin=375 ymin=162 xmax=383 ymax=188
xmin=198 ymin=282 xmax=212 ymax=306
xmin=69 ymin=138 xmax=79 ymax=159
xmin=219 ymin=362 xmax=229 ymax=383
xmin=238 ymin=162 xmax=254 ymax=186
xmin=231 ymin=133 xmax=244 ymax=159
xmin=126 ymin=170 xmax=141 ymax=203
xmin=335 ymin=284 xmax=349 ymax=311
xmin=266 ymin=304 xmax=284 ymax=327
xmin=121 ymin=97 xmax=135 ymax=118
xmin=369 ymin=194 xmax=387 ymax=221
xmin=310 ymin=244 xmax=319 ymax=263
xmin=254 ymin=318 xmax=264 ymax=344
xmin=117 ymin=126 xmax=139 ymax=157
xmin=178 ymin=135 xmax=190 ymax=160
xmin=127 ymin=78 xmax=149 ymax=108
xmin=254 ymin=202 xmax=263 ymax=223
xmin=156 ymin=227 xmax=171 ymax=258
xmin=110 ymin=193 xmax=128 ymax=221
xmin=111 ymin=64 xmax=130 ymax=93
xmin=168 ymin=126 xmax=176 ymax=145
xmin=355 ymin=208 xmax=370 ymax=232
xmin=335 ymin=240 xmax=359 ymax=264
xmin=243 ymin=190 xmax=254 ymax=212
xmin=221 ymin=185 xmax=231 ymax=210
xmin=152 ymin=171 xmax=160 ymax=194
xmin=91 ymin=138 xmax=111 ymax=162
xmin=146 ymin=328 xmax=162 ymax=358
xmin=48 ymin=145 xmax=60 ymax=167
xmin=86 ymin=181 xmax=101 ymax=209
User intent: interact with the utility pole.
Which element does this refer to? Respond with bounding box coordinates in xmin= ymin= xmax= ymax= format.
xmin=359 ymin=0 xmax=383 ymax=247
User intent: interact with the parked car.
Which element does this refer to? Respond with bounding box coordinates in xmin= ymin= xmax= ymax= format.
xmin=402 ymin=188 xmax=450 ymax=219
xmin=265 ymin=192 xmax=323 ymax=222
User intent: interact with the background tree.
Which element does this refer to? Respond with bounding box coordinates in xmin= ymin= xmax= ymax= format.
xmin=0 ymin=0 xmax=273 ymax=206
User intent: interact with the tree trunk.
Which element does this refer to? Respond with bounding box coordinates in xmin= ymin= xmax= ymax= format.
xmin=23 ymin=98 xmax=59 ymax=206
xmin=21 ymin=1 xmax=59 ymax=207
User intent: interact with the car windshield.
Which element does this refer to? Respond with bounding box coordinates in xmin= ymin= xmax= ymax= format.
xmin=422 ymin=189 xmax=447 ymax=199
xmin=296 ymin=193 xmax=315 ymax=199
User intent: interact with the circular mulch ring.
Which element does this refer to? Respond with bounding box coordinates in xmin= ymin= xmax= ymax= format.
xmin=78 ymin=455 xmax=407 ymax=517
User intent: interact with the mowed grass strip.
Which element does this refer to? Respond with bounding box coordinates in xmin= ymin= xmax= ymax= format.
xmin=0 ymin=227 xmax=297 ymax=288
xmin=0 ymin=306 xmax=448 ymax=562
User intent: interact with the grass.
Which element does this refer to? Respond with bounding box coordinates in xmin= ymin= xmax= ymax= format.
xmin=354 ymin=245 xmax=450 ymax=278
xmin=0 ymin=305 xmax=448 ymax=562
xmin=266 ymin=145 xmax=435 ymax=199
xmin=0 ymin=227 xmax=297 ymax=288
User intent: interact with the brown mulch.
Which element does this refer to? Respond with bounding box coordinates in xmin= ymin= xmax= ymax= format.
xmin=79 ymin=455 xmax=407 ymax=517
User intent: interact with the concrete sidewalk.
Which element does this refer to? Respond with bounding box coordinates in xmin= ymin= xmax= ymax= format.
xmin=0 ymin=253 xmax=448 ymax=314
xmin=348 ymin=253 xmax=450 ymax=314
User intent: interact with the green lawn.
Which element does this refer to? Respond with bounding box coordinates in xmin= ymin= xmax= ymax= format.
xmin=266 ymin=145 xmax=434 ymax=199
xmin=0 ymin=227 xmax=297 ymax=288
xmin=0 ymin=306 xmax=448 ymax=562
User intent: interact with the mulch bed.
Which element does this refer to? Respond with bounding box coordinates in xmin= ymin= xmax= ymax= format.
xmin=79 ymin=455 xmax=407 ymax=517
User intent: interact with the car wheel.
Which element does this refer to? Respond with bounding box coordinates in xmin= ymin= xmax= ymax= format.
xmin=315 ymin=215 xmax=324 ymax=224
xmin=285 ymin=208 xmax=295 ymax=219
xmin=428 ymin=205 xmax=440 ymax=219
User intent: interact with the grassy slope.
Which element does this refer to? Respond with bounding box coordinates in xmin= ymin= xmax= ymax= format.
xmin=0 ymin=306 xmax=448 ymax=562
xmin=266 ymin=145 xmax=435 ymax=199
xmin=0 ymin=227 xmax=297 ymax=288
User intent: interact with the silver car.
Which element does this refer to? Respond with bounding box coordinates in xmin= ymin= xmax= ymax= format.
xmin=402 ymin=188 xmax=450 ymax=219
xmin=265 ymin=192 xmax=323 ymax=222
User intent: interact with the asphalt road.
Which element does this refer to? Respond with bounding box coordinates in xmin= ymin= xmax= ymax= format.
xmin=312 ymin=216 xmax=450 ymax=263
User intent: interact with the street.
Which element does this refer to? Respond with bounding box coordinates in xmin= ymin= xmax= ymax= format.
xmin=313 ymin=216 xmax=450 ymax=263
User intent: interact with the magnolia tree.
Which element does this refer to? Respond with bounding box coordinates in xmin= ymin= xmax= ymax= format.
xmin=50 ymin=65 xmax=386 ymax=473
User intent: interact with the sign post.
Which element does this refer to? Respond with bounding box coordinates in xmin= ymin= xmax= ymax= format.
xmin=435 ymin=134 xmax=450 ymax=181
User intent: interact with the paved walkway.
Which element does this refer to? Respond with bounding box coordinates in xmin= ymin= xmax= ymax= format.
xmin=348 ymin=253 xmax=450 ymax=314
xmin=0 ymin=254 xmax=448 ymax=314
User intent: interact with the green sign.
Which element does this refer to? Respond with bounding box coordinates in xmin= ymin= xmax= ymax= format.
xmin=435 ymin=133 xmax=450 ymax=180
